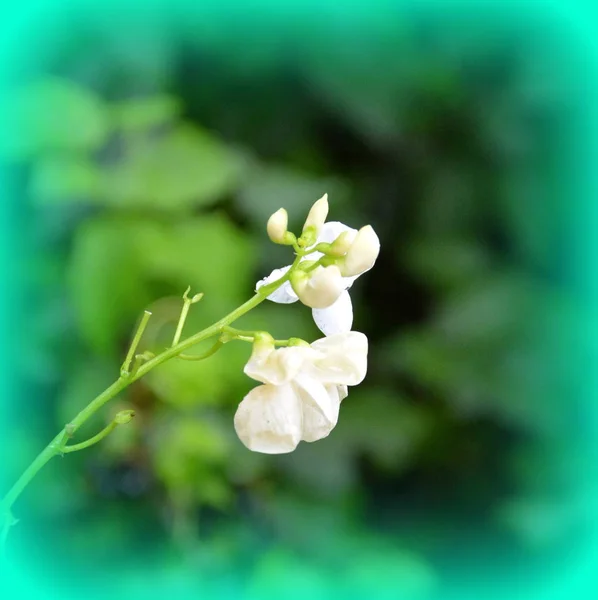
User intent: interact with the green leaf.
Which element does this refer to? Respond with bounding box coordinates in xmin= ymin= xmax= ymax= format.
xmin=105 ymin=124 xmax=241 ymax=209
xmin=0 ymin=78 xmax=109 ymax=159
xmin=130 ymin=213 xmax=257 ymax=327
xmin=155 ymin=417 xmax=230 ymax=467
xmin=68 ymin=217 xmax=151 ymax=354
xmin=112 ymin=95 xmax=182 ymax=132
xmin=68 ymin=214 xmax=256 ymax=354
xmin=146 ymin=348 xmax=247 ymax=409
xmin=29 ymin=155 xmax=103 ymax=204
xmin=152 ymin=416 xmax=233 ymax=508
xmin=160 ymin=213 xmax=257 ymax=304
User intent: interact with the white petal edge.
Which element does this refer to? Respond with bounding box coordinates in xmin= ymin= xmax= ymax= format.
xmin=317 ymin=221 xmax=357 ymax=245
xmin=294 ymin=373 xmax=340 ymax=425
xmin=311 ymin=289 xmax=353 ymax=336
xmin=310 ymin=331 xmax=368 ymax=386
xmin=342 ymin=274 xmax=360 ymax=290
xmin=255 ymin=266 xmax=298 ymax=304
xmin=234 ymin=383 xmax=303 ymax=454
xmin=294 ymin=375 xmax=341 ymax=442
xmin=338 ymin=384 xmax=349 ymax=401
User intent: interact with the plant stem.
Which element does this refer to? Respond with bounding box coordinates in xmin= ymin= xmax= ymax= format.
xmin=222 ymin=327 xmax=292 ymax=347
xmin=1 ymin=257 xmax=300 ymax=518
xmin=178 ymin=340 xmax=224 ymax=361
xmin=63 ymin=418 xmax=127 ymax=454
xmin=120 ymin=310 xmax=152 ymax=376
xmin=172 ymin=288 xmax=192 ymax=347
xmin=1 ymin=430 xmax=69 ymax=515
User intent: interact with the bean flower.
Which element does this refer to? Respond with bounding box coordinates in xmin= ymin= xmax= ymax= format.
xmin=234 ymin=332 xmax=368 ymax=453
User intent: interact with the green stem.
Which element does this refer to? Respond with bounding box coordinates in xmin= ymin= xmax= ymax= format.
xmin=62 ymin=421 xmax=120 ymax=454
xmin=221 ymin=326 xmax=255 ymax=337
xmin=1 ymin=430 xmax=69 ymax=515
xmin=222 ymin=327 xmax=292 ymax=347
xmin=172 ymin=287 xmax=192 ymax=347
xmin=302 ymin=257 xmax=326 ymax=273
xmin=1 ymin=255 xmax=301 ymax=518
xmin=178 ymin=340 xmax=224 ymax=361
xmin=120 ymin=310 xmax=152 ymax=376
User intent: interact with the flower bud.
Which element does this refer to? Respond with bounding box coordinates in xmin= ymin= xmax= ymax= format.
xmin=267 ymin=208 xmax=290 ymax=244
xmin=302 ymin=194 xmax=329 ymax=237
xmin=339 ymin=225 xmax=380 ymax=277
xmin=289 ymin=265 xmax=344 ymax=308
xmin=114 ymin=409 xmax=135 ymax=425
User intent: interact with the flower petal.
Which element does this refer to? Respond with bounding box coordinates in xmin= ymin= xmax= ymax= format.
xmin=342 ymin=274 xmax=360 ymax=290
xmin=341 ymin=225 xmax=380 ymax=277
xmin=309 ymin=331 xmax=368 ymax=385
xmin=234 ymin=383 xmax=303 ymax=454
xmin=304 ymin=222 xmax=358 ymax=263
xmin=293 ymin=375 xmax=341 ymax=442
xmin=290 ymin=265 xmax=345 ymax=309
xmin=244 ymin=345 xmax=321 ymax=385
xmin=337 ymin=384 xmax=349 ymax=401
xmin=256 ymin=266 xmax=298 ymax=304
xmin=311 ymin=290 xmax=353 ymax=336
xmin=317 ymin=221 xmax=357 ymax=245
xmin=294 ymin=373 xmax=339 ymax=424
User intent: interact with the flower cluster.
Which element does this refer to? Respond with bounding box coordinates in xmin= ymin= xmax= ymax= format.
xmin=233 ymin=194 xmax=380 ymax=453
xmin=257 ymin=194 xmax=380 ymax=336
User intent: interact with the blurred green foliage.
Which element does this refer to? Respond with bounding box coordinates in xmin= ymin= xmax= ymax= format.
xmin=2 ymin=12 xmax=589 ymax=599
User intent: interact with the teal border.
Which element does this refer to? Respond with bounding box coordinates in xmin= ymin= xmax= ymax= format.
xmin=1 ymin=1 xmax=597 ymax=598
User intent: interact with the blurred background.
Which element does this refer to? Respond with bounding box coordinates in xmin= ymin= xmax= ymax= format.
xmin=1 ymin=3 xmax=595 ymax=599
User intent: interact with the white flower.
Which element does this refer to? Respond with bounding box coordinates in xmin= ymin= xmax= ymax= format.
xmin=289 ymin=264 xmax=345 ymax=308
xmin=256 ymin=221 xmax=380 ymax=336
xmin=234 ymin=332 xmax=368 ymax=453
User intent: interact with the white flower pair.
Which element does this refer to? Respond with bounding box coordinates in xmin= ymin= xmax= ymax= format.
xmin=234 ymin=331 xmax=368 ymax=453
xmin=233 ymin=194 xmax=378 ymax=454
xmin=257 ymin=194 xmax=380 ymax=336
